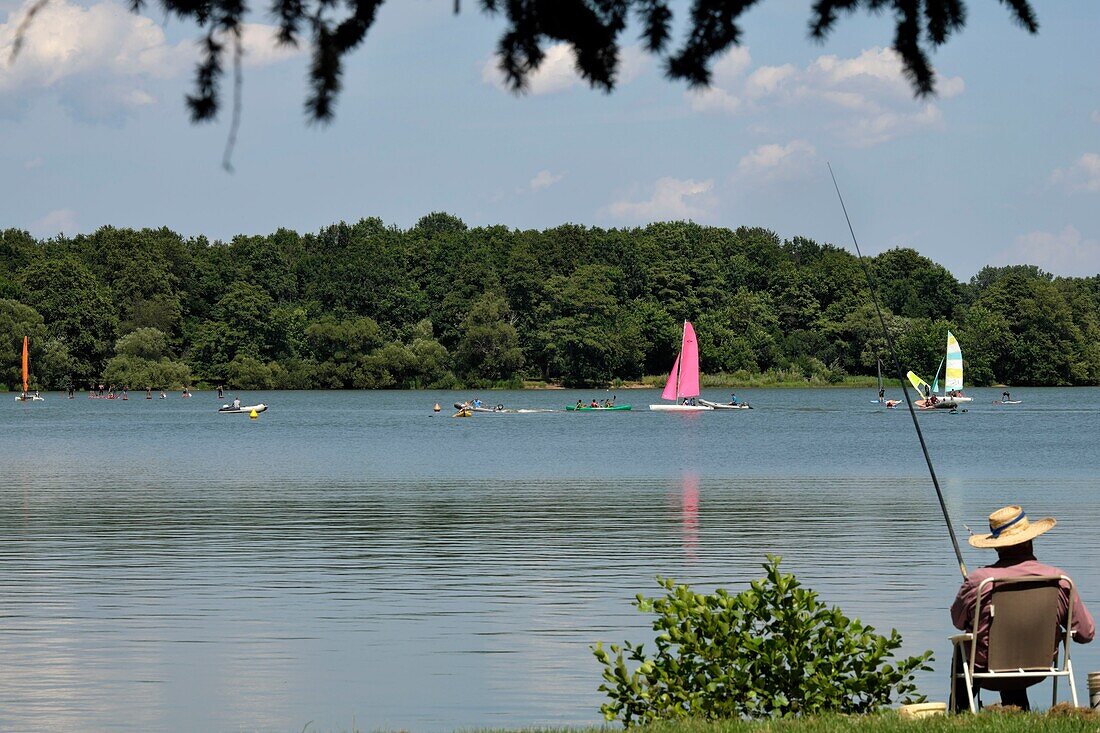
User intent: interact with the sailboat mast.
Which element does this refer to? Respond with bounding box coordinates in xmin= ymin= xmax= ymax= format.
xmin=674 ymin=321 xmax=686 ymax=400
xmin=877 ymin=359 xmax=882 ymax=392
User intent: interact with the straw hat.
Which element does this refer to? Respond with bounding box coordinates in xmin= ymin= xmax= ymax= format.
xmin=968 ymin=505 xmax=1056 ymax=549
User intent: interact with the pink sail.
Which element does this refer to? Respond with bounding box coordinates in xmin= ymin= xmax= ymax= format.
xmin=679 ymin=321 xmax=701 ymax=398
xmin=661 ymin=352 xmax=681 ymax=401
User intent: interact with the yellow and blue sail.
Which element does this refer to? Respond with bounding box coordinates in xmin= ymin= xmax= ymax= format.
xmin=945 ymin=331 xmax=963 ymax=391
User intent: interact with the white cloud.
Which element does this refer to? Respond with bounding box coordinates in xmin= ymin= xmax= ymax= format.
xmin=23 ymin=156 xmax=43 ymax=169
xmin=529 ymin=169 xmax=565 ymax=191
xmin=736 ymin=140 xmax=817 ymax=182
xmin=998 ymin=226 xmax=1100 ymax=277
xmin=685 ymin=46 xmax=963 ymax=146
xmin=1050 ymin=153 xmax=1100 ymax=194
xmin=482 ymin=42 xmax=647 ymax=96
xmin=1092 ymin=110 xmax=1100 ymax=124
xmin=601 ymin=177 xmax=715 ymax=222
xmin=0 ymin=0 xmax=301 ymax=121
xmin=30 ymin=208 xmax=78 ymax=236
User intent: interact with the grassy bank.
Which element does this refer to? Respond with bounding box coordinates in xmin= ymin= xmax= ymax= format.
xmin=622 ymin=709 xmax=1100 ymax=733
xmin=319 ymin=708 xmax=1099 ymax=733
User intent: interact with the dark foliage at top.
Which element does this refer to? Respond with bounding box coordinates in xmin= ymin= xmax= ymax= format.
xmin=12 ymin=1 xmax=1038 ymax=124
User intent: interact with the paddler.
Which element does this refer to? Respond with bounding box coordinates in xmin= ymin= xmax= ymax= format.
xmin=950 ymin=505 xmax=1095 ymax=711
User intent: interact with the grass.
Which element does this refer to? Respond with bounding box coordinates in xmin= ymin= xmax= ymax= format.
xmin=315 ymin=707 xmax=1100 ymax=733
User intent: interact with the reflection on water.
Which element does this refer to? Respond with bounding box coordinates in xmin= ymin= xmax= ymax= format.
xmin=1 ymin=388 xmax=1098 ymax=731
xmin=680 ymin=473 xmax=700 ymax=561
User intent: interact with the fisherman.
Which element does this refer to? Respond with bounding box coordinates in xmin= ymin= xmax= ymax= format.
xmin=950 ymin=505 xmax=1095 ymax=711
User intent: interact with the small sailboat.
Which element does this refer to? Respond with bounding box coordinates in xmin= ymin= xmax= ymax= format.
xmin=911 ymin=331 xmax=973 ymax=409
xmin=650 ymin=321 xmax=712 ymax=411
xmin=14 ymin=336 xmax=44 ymax=402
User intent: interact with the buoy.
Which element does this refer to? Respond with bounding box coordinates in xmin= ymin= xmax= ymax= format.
xmin=249 ymin=409 xmax=259 ymax=419
xmin=433 ymin=403 xmax=441 ymax=412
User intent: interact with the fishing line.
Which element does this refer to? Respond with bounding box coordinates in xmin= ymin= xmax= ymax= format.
xmin=827 ymin=163 xmax=968 ymax=579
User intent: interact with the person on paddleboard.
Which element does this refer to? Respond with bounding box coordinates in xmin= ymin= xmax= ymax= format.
xmin=878 ymin=386 xmax=885 ymax=403
xmin=1002 ymin=391 xmax=1011 ymax=402
xmin=950 ymin=505 xmax=1094 ymax=711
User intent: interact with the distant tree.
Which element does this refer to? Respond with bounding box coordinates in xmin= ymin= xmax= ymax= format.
xmin=873 ymin=248 xmax=963 ymax=319
xmin=0 ymin=299 xmax=47 ymax=389
xmin=226 ymin=354 xmax=275 ymax=389
xmin=105 ymin=327 xmax=192 ymax=388
xmin=454 ymin=292 xmax=524 ymax=382
xmin=18 ymin=256 xmax=117 ymax=380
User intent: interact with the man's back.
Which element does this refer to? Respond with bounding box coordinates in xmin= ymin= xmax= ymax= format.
xmin=951 ymin=554 xmax=1094 ymax=668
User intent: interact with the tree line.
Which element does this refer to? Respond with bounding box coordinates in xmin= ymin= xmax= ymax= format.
xmin=2 ymin=214 xmax=1099 ymax=391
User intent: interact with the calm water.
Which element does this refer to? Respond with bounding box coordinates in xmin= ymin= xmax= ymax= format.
xmin=2 ymin=387 xmax=1099 ymax=732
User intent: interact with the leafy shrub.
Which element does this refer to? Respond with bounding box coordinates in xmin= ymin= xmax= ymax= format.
xmin=592 ymin=556 xmax=933 ymax=726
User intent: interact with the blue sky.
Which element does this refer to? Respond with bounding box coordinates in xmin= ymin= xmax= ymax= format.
xmin=1 ymin=0 xmax=1098 ymax=278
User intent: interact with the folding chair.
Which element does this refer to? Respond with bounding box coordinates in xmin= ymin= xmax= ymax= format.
xmin=949 ymin=575 xmax=1079 ymax=713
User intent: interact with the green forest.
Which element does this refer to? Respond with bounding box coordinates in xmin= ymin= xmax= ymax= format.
xmin=2 ymin=214 xmax=1099 ymax=391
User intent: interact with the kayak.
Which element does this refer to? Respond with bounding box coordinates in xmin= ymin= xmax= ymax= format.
xmin=218 ymin=403 xmax=268 ymax=414
xmin=566 ymin=405 xmax=632 ymax=411
xmin=698 ymin=399 xmax=751 ymax=410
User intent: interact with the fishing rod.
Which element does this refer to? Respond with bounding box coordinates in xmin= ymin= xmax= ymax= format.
xmin=827 ymin=163 xmax=968 ymax=580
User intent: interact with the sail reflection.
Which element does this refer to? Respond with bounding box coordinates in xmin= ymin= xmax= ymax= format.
xmin=680 ymin=473 xmax=700 ymax=561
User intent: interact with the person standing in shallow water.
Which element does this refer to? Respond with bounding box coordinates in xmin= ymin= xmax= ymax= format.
xmin=950 ymin=505 xmax=1094 ymax=711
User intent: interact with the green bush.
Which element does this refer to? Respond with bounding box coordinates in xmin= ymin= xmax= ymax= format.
xmin=593 ymin=556 xmax=933 ymax=726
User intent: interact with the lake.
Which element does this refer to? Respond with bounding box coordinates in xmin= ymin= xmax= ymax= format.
xmin=2 ymin=387 xmax=1098 ymax=731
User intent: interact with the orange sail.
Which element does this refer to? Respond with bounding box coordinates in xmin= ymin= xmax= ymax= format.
xmin=22 ymin=336 xmax=29 ymax=393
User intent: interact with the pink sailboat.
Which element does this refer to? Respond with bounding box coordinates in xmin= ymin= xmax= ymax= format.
xmin=649 ymin=321 xmax=713 ymax=411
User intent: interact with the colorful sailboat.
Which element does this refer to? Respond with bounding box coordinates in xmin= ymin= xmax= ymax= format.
xmin=15 ymin=336 xmax=43 ymax=401
xmin=650 ymin=321 xmax=712 ymax=411
xmin=914 ymin=331 xmax=972 ymax=409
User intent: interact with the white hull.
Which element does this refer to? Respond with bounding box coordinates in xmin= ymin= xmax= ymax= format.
xmin=698 ymin=399 xmax=750 ymax=410
xmin=649 ymin=404 xmax=713 ymax=412
xmin=917 ymin=396 xmax=971 ymax=410
xmin=15 ymin=396 xmax=45 ymax=401
xmin=219 ymin=403 xmax=267 ymax=414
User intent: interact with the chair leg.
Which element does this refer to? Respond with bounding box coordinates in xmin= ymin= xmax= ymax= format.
xmin=964 ymin=666 xmax=977 ymax=713
xmin=949 ymin=645 xmax=957 ymax=713
xmin=1067 ymin=658 xmax=1078 ymax=707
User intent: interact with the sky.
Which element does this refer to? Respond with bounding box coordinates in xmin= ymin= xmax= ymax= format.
xmin=1 ymin=0 xmax=1098 ymax=279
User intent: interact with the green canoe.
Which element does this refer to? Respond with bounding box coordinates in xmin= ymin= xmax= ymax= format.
xmin=565 ymin=405 xmax=632 ymax=411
